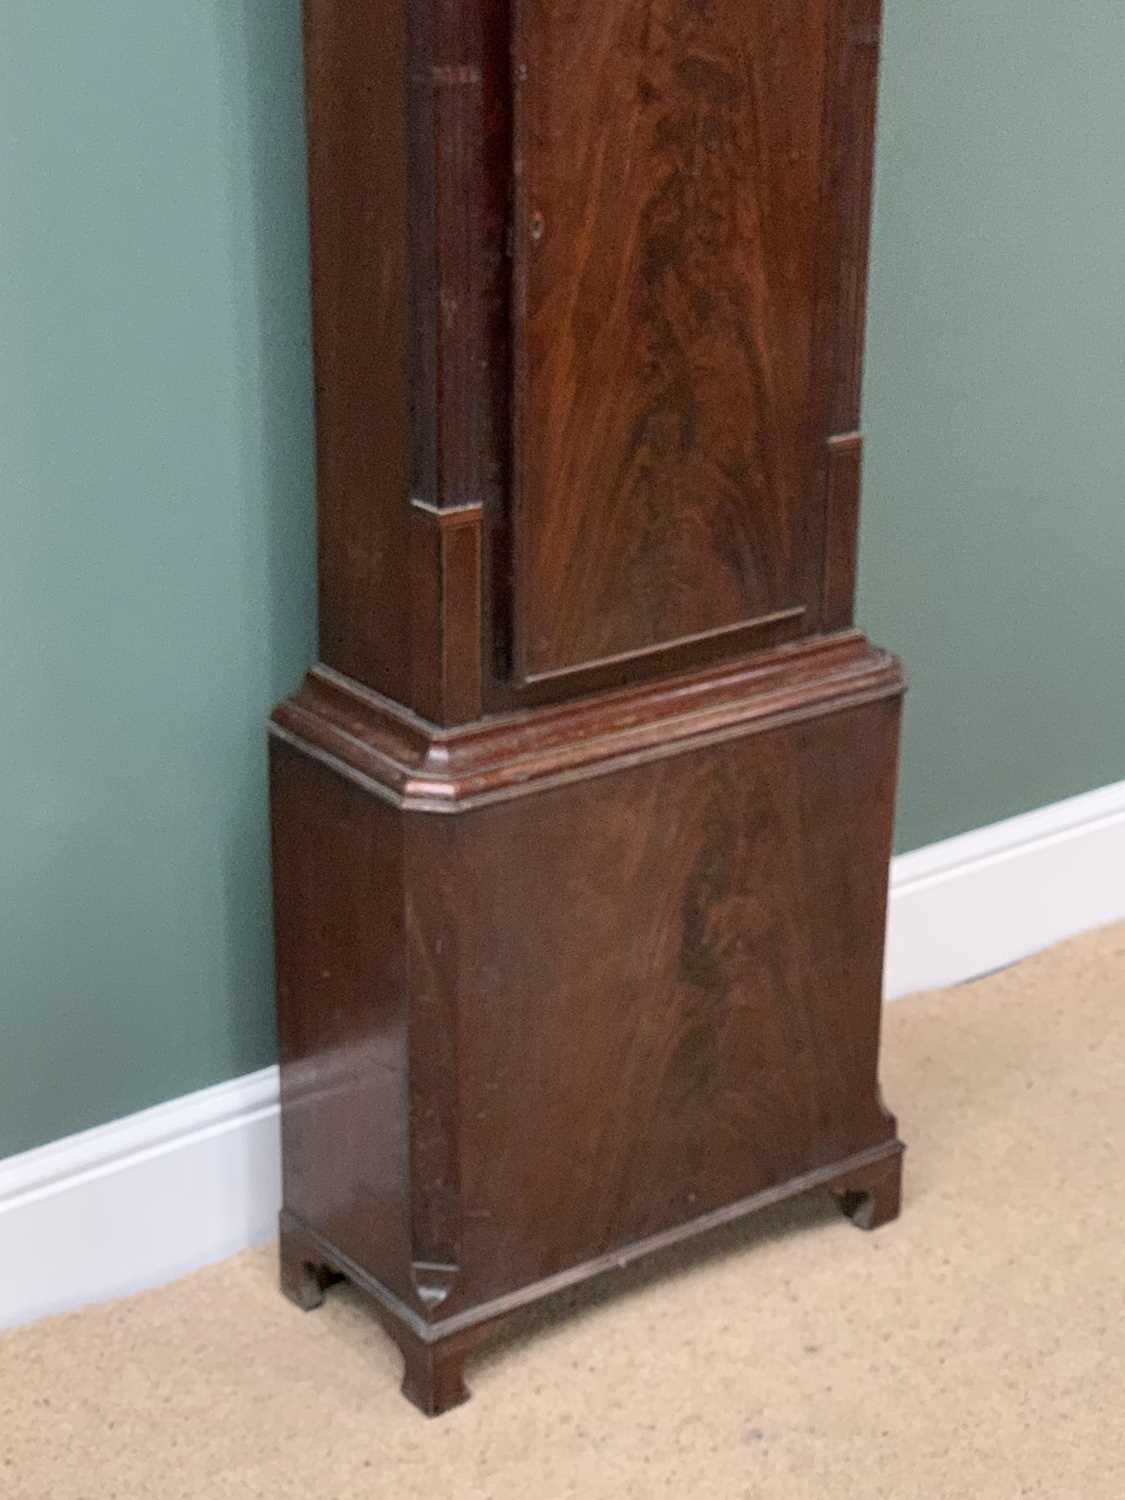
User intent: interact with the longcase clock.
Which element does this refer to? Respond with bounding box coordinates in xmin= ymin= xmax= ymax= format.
xmin=270 ymin=0 xmax=904 ymax=1416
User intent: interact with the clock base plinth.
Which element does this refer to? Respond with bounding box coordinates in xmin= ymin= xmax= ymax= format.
xmin=279 ymin=1210 xmax=501 ymax=1418
xmin=270 ymin=633 xmax=905 ymax=1414
xmin=278 ymin=1142 xmax=903 ymax=1417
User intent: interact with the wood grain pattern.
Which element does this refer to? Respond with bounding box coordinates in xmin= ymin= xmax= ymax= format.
xmin=421 ymin=698 xmax=901 ymax=1307
xmin=276 ymin=0 xmax=900 ymax=1417
xmin=512 ymin=0 xmax=833 ymax=680
xmin=299 ymin=0 xmax=883 ymax=710
xmin=272 ymin=658 xmax=904 ymax=1409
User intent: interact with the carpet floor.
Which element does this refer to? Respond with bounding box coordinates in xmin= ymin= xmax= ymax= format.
xmin=3 ymin=923 xmax=1123 ymax=1498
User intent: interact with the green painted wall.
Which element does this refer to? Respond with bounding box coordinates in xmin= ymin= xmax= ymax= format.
xmin=0 ymin=1 xmax=316 ymax=1157
xmin=860 ymin=3 xmax=1125 ymax=852
xmin=2 ymin=2 xmax=1123 ymax=1156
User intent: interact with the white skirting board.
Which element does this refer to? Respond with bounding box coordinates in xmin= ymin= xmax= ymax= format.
xmin=884 ymin=779 xmax=1125 ymax=998
xmin=0 ymin=1069 xmax=282 ymax=1332
xmin=3 ymin=778 xmax=1124 ymax=1332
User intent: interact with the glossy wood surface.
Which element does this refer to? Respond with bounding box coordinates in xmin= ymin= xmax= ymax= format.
xmin=407 ymin=698 xmax=900 ymax=1308
xmin=273 ymin=0 xmax=902 ymax=1417
xmin=271 ymin=746 xmax=414 ymax=1306
xmin=272 ymin=660 xmax=904 ymax=1408
xmin=514 ymin=0 xmax=832 ymax=680
xmin=272 ymin=630 xmax=899 ymax=811
xmin=304 ymin=0 xmax=413 ymax=700
xmin=299 ymin=0 xmax=884 ymax=717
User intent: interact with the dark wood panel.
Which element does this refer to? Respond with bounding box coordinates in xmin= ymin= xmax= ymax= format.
xmin=823 ymin=0 xmax=882 ymax=438
xmin=270 ymin=741 xmax=415 ymax=1309
xmin=434 ymin=697 xmax=899 ymax=1303
xmin=821 ymin=432 xmax=862 ymax=631
xmin=272 ymin=646 xmax=904 ymax=1410
xmin=408 ymin=0 xmax=511 ymax=723
xmin=304 ymin=0 xmax=412 ymax=699
xmin=280 ymin=0 xmax=900 ymax=1418
xmin=809 ymin=0 xmax=882 ymax=630
xmin=511 ymin=0 xmax=835 ymax=681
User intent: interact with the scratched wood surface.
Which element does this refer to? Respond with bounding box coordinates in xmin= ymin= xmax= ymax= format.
xmin=513 ymin=0 xmax=834 ymax=681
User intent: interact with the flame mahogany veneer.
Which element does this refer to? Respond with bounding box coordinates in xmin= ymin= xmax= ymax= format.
xmin=271 ymin=0 xmax=903 ymax=1415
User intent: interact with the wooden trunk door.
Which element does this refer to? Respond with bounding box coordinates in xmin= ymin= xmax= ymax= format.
xmin=510 ymin=0 xmax=877 ymax=685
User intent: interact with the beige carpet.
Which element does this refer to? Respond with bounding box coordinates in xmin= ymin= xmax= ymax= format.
xmin=3 ymin=924 xmax=1123 ymax=1499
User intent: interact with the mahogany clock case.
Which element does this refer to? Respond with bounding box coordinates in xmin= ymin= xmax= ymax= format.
xmin=270 ymin=0 xmax=904 ymax=1416
xmin=302 ymin=0 xmax=886 ymax=720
